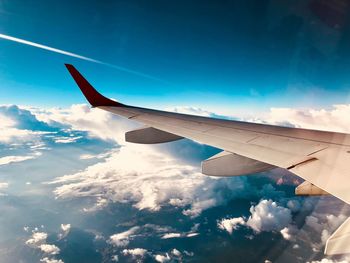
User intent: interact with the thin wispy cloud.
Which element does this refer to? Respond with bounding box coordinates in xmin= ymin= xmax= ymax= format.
xmin=0 ymin=33 xmax=168 ymax=84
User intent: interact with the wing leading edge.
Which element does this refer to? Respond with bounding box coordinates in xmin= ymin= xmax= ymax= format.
xmin=65 ymin=64 xmax=350 ymax=255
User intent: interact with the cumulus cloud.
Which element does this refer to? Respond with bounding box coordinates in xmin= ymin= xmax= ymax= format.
xmin=122 ymin=248 xmax=148 ymax=260
xmin=305 ymin=213 xmax=347 ymax=246
xmin=218 ymin=199 xmax=296 ymax=240
xmin=40 ymin=258 xmax=64 ymax=263
xmin=49 ymin=144 xmax=249 ymax=217
xmin=39 ymin=244 xmax=60 ymax=255
xmin=109 ymin=226 xmax=140 ymax=247
xmin=34 ymin=104 xmax=136 ymax=142
xmin=218 ymin=217 xmax=245 ymax=234
xmin=171 ymin=249 xmax=181 ymax=257
xmin=0 ymin=113 xmax=15 ymax=127
xmin=26 ymin=232 xmax=48 ymax=246
xmin=25 ymin=229 xmax=62 ymax=260
xmin=286 ymin=199 xmax=301 ymax=213
xmin=58 ymin=224 xmax=71 ymax=239
xmin=280 ymin=226 xmax=298 ymax=241
xmin=0 ymin=105 xmax=52 ymax=130
xmin=254 ymin=104 xmax=350 ymax=133
xmin=246 ymin=199 xmax=292 ymax=233
xmin=0 ymin=105 xmax=55 ymax=145
xmin=121 ymin=248 xmax=149 ymax=263
xmin=154 ymin=253 xmax=171 ymax=263
xmin=60 ymin=224 xmax=71 ymax=233
xmin=0 ymin=127 xmax=46 ymax=144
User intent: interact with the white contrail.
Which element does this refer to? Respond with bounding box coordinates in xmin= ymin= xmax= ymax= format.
xmin=0 ymin=33 xmax=167 ymax=83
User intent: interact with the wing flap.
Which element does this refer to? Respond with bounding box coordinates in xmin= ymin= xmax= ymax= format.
xmin=202 ymin=151 xmax=274 ymax=177
xmin=295 ymin=181 xmax=330 ymax=196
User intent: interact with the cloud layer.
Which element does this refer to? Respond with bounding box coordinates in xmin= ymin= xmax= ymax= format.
xmin=50 ymin=144 xmax=249 ymax=217
xmin=2 ymin=103 xmax=350 ymax=262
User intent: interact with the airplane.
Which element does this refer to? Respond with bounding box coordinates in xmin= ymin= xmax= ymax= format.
xmin=65 ymin=64 xmax=350 ymax=255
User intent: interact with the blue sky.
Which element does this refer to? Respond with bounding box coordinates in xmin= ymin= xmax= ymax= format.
xmin=1 ymin=0 xmax=350 ymax=112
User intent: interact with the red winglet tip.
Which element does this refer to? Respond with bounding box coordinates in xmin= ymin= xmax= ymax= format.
xmin=65 ymin=64 xmax=123 ymax=107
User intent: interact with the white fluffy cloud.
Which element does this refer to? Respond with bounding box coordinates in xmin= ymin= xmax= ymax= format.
xmin=154 ymin=253 xmax=171 ymax=263
xmin=49 ymin=144 xmax=248 ymax=217
xmin=60 ymin=224 xmax=71 ymax=233
xmin=217 ymin=199 xmax=296 ymax=240
xmin=305 ymin=213 xmax=347 ymax=246
xmin=0 ymin=105 xmax=54 ymax=145
xmin=109 ymin=226 xmax=140 ymax=247
xmin=122 ymin=248 xmax=148 ymax=260
xmin=218 ymin=217 xmax=245 ymax=234
xmin=171 ymin=249 xmax=181 ymax=257
xmin=246 ymin=199 xmax=292 ymax=233
xmin=280 ymin=226 xmax=298 ymax=241
xmin=58 ymin=224 xmax=71 ymax=239
xmin=26 ymin=232 xmax=48 ymax=246
xmin=25 ymin=229 xmax=62 ymax=261
xmin=40 ymin=258 xmax=64 ymax=263
xmin=286 ymin=200 xmax=301 ymax=213
xmin=0 ymin=127 xmax=45 ymax=144
xmin=34 ymin=104 xmax=136 ymax=142
xmin=254 ymin=105 xmax=350 ymax=133
xmin=0 ymin=113 xmax=15 ymax=127
xmin=39 ymin=244 xmax=60 ymax=255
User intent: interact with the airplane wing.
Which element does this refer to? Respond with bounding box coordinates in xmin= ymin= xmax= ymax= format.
xmin=65 ymin=64 xmax=350 ymax=255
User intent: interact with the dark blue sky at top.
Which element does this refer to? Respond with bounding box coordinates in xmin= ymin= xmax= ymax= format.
xmin=1 ymin=0 xmax=350 ymax=110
